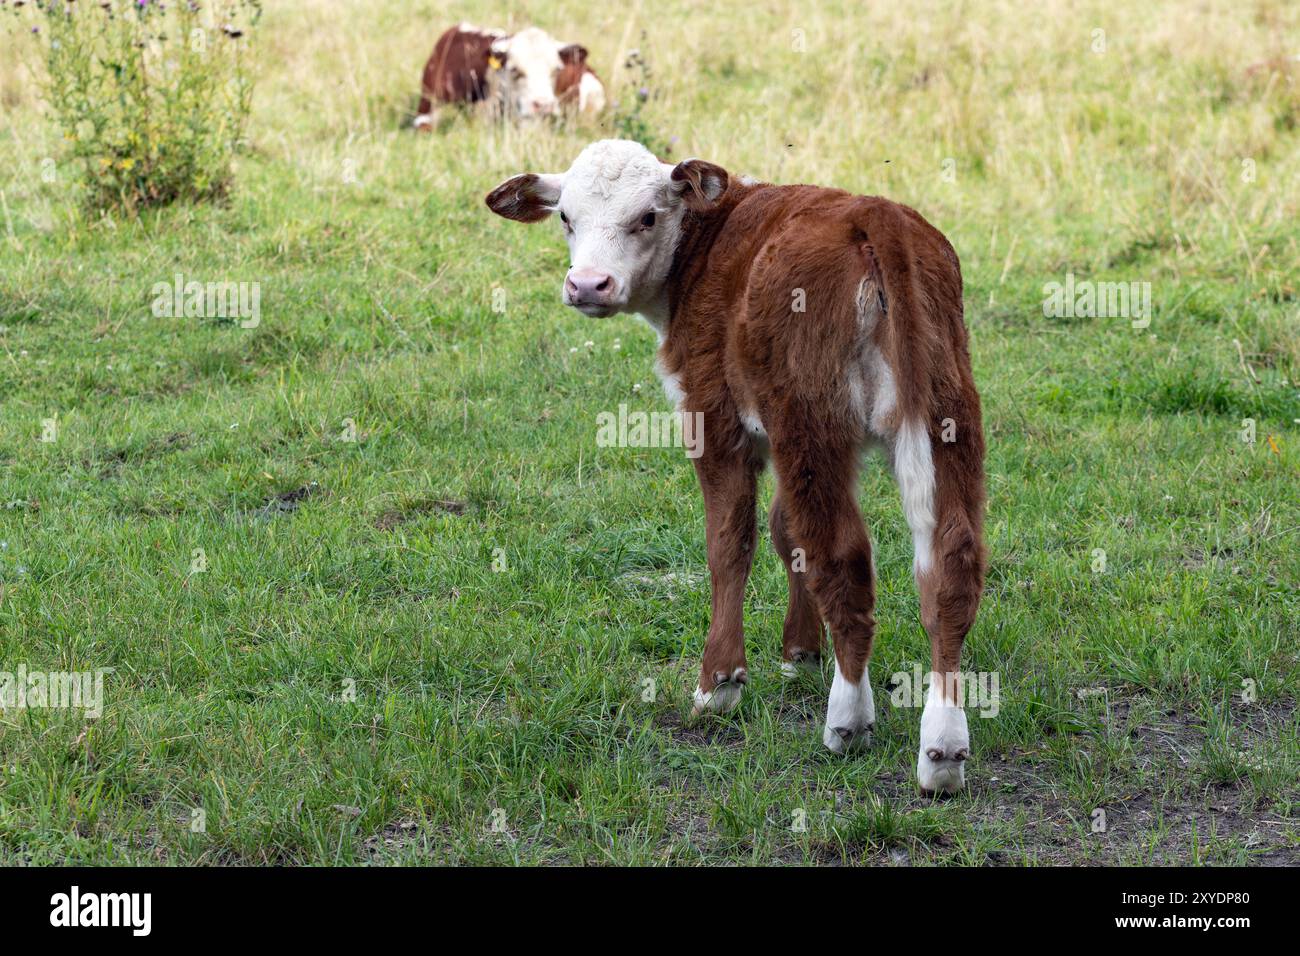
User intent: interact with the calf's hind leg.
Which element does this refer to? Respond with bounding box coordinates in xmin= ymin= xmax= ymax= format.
xmin=894 ymin=419 xmax=986 ymax=795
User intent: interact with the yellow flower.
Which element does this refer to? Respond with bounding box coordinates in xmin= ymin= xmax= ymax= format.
xmin=119 ymin=158 xmax=135 ymax=171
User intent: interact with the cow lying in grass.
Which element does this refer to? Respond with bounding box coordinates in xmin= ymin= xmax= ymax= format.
xmin=485 ymin=140 xmax=987 ymax=795
xmin=414 ymin=23 xmax=604 ymax=129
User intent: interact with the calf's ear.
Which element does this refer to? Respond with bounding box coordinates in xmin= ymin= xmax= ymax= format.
xmin=668 ymin=159 xmax=729 ymax=212
xmin=557 ymin=43 xmax=588 ymax=67
xmin=485 ymin=173 xmax=563 ymax=223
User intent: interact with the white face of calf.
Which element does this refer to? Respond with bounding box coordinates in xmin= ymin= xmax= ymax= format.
xmin=489 ymin=27 xmax=563 ymax=118
xmin=485 ymin=140 xmax=729 ymax=318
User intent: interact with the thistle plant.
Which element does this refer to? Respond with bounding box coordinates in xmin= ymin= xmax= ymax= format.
xmin=8 ymin=0 xmax=262 ymax=215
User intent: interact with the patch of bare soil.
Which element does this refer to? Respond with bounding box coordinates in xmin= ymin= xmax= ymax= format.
xmin=373 ymin=498 xmax=467 ymax=530
xmin=886 ymin=694 xmax=1300 ymax=865
xmin=255 ymin=481 xmax=323 ymax=518
xmin=654 ymin=707 xmax=751 ymax=748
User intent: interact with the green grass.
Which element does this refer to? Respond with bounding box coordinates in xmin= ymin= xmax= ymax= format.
xmin=0 ymin=0 xmax=1297 ymax=864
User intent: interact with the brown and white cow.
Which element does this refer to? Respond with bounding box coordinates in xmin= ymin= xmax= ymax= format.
xmin=414 ymin=23 xmax=605 ymax=129
xmin=485 ymin=140 xmax=987 ymax=795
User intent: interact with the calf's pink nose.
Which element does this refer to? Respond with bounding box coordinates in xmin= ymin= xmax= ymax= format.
xmin=565 ymin=268 xmax=615 ymax=305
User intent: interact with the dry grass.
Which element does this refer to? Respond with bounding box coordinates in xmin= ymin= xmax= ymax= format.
xmin=0 ymin=0 xmax=1295 ymax=865
xmin=5 ymin=1 xmax=1298 ymax=286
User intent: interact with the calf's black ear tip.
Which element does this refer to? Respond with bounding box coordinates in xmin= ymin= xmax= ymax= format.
xmin=486 ymin=173 xmax=561 ymax=223
xmin=484 ymin=182 xmax=508 ymax=212
xmin=485 ymin=174 xmax=545 ymax=222
xmin=485 ymin=175 xmax=522 ymax=209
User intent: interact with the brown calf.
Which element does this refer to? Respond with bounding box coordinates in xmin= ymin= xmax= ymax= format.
xmin=415 ymin=23 xmax=605 ymax=128
xmin=485 ymin=140 xmax=987 ymax=794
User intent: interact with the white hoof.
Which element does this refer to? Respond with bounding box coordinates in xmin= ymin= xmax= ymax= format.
xmin=917 ymin=683 xmax=970 ymax=794
xmin=779 ymin=651 xmax=821 ymax=680
xmin=822 ymin=658 xmax=875 ymax=754
xmin=692 ymin=667 xmax=747 ymax=715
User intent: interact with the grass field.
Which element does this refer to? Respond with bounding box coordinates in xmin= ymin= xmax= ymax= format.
xmin=0 ymin=0 xmax=1297 ymax=865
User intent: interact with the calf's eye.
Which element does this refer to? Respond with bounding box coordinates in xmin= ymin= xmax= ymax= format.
xmin=640 ymin=211 xmax=656 ymax=229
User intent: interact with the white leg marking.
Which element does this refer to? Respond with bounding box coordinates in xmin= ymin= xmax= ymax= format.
xmin=738 ymin=407 xmax=766 ymax=439
xmin=917 ymin=678 xmax=970 ymax=794
xmin=894 ymin=419 xmax=937 ymax=575
xmin=822 ymin=657 xmax=875 ymax=753
xmin=779 ymin=649 xmax=820 ymax=680
xmin=869 ymin=356 xmax=897 ymax=436
xmin=654 ymin=356 xmax=685 ymax=408
xmin=578 ymin=72 xmax=606 ymax=113
xmin=737 ymin=406 xmax=770 ymax=458
xmin=412 ymin=114 xmax=434 ymax=129
xmin=692 ymin=667 xmax=747 ymax=715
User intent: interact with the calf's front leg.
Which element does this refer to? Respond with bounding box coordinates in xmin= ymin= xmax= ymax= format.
xmin=769 ymin=495 xmax=827 ymax=677
xmin=690 ymin=441 xmax=760 ymax=715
